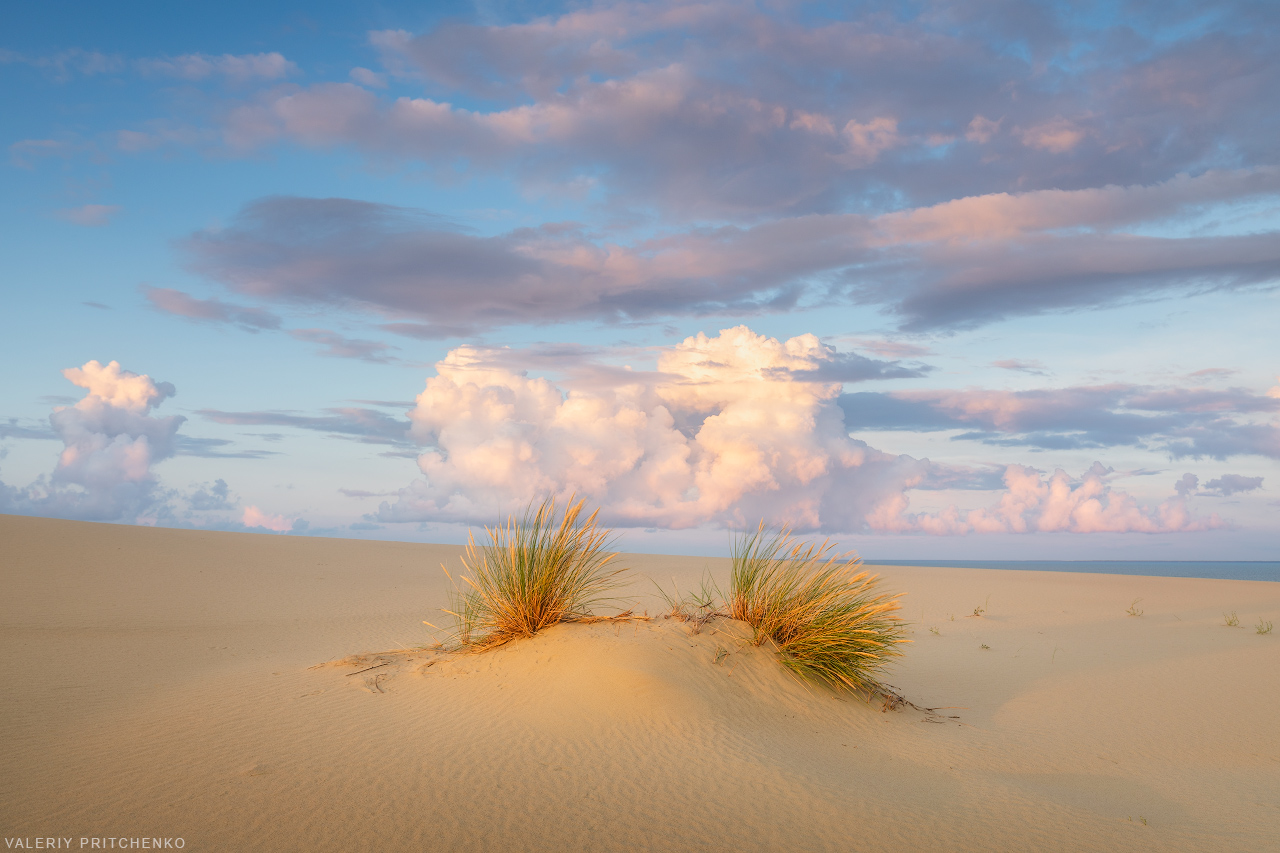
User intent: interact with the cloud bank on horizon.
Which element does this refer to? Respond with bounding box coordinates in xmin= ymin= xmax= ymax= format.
xmin=2 ymin=0 xmax=1277 ymax=555
xmin=3 ymin=335 xmax=1254 ymax=541
xmin=377 ymin=326 xmax=1222 ymax=535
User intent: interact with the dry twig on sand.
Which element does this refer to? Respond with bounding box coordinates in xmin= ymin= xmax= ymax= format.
xmin=345 ymin=661 xmax=389 ymax=677
xmin=874 ymin=682 xmax=963 ymax=723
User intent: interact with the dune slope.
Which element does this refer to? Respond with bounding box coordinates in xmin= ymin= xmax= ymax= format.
xmin=2 ymin=514 xmax=1278 ymax=851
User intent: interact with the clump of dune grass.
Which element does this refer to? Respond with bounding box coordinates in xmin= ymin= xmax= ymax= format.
xmin=1258 ymin=618 xmax=1274 ymax=636
xmin=438 ymin=496 xmax=627 ymax=650
xmin=725 ymin=524 xmax=908 ymax=692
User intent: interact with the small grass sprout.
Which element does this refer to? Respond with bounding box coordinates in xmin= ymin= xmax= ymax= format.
xmin=1223 ymin=611 xmax=1240 ymax=627
xmin=980 ymin=643 xmax=990 ymax=650
xmin=1258 ymin=618 xmax=1274 ymax=636
xmin=1126 ymin=598 xmax=1144 ymax=617
xmin=929 ymin=626 xmax=940 ymax=635
xmin=440 ymin=495 xmax=627 ymax=650
xmin=656 ymin=575 xmax=722 ymax=634
xmin=727 ymin=524 xmax=907 ymax=692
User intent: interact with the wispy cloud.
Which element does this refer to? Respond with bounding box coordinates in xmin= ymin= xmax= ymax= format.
xmin=8 ymin=138 xmax=79 ymax=168
xmin=143 ymin=286 xmax=281 ymax=331
xmin=0 ymin=419 xmax=57 ymax=441
xmin=3 ymin=47 xmax=294 ymax=83
xmin=174 ymin=436 xmax=279 ymax=459
xmin=839 ymin=382 xmax=1280 ymax=459
xmin=287 ymin=328 xmax=400 ymax=363
xmin=197 ymin=406 xmax=412 ymax=446
xmin=136 ymin=52 xmax=295 ymax=82
xmin=144 ymin=287 xmax=404 ymax=364
xmin=56 ymin=204 xmax=121 ymax=227
xmin=992 ymin=359 xmax=1049 ymax=376
xmin=0 ymin=47 xmax=124 ymax=81
xmin=338 ymin=487 xmax=397 ymax=498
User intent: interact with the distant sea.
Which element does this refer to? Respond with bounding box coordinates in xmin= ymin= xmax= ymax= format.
xmin=864 ymin=560 xmax=1280 ymax=583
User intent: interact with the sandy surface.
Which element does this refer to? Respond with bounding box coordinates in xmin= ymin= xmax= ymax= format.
xmin=2 ymin=513 xmax=1278 ymax=852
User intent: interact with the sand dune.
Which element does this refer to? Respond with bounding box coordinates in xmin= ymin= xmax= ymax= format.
xmin=2 ymin=513 xmax=1278 ymax=851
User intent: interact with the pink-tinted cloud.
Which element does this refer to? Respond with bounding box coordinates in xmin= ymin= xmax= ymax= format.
xmin=965 ymin=115 xmax=1001 ymax=143
xmin=62 ymin=359 xmax=175 ymax=414
xmin=185 ymin=166 xmax=1280 ymax=332
xmin=0 ymin=361 xmax=184 ymax=522
xmin=219 ymin=66 xmax=907 ymax=216
xmin=143 ymin=286 xmax=281 ymax=331
xmin=349 ymin=67 xmax=387 ymax=88
xmin=160 ymin=1 xmax=1280 ymax=225
xmin=873 ymin=167 xmax=1280 ymax=243
xmin=242 ymin=505 xmax=293 ymax=532
xmin=0 ymin=362 xmax=279 ymax=521
xmin=1018 ymin=117 xmax=1090 ymax=153
xmin=868 ymin=465 xmax=1220 ymax=535
xmin=840 ymin=379 xmax=1280 ymax=460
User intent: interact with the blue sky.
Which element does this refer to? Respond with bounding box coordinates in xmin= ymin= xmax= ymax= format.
xmin=2 ymin=0 xmax=1277 ymax=559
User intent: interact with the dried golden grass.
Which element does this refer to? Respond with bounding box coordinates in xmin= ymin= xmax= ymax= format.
xmin=727 ymin=523 xmax=908 ymax=691
xmin=440 ymin=495 xmax=628 ymax=650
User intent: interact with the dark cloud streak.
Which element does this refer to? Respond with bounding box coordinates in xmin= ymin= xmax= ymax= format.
xmin=839 ymin=383 xmax=1280 ymax=460
xmin=185 ymin=181 xmax=1280 ymax=333
xmin=197 ymin=406 xmax=413 ymax=446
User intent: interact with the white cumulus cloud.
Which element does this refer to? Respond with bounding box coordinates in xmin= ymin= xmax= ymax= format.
xmin=0 ymin=360 xmax=184 ymax=521
xmin=376 ymin=327 xmax=1218 ymax=536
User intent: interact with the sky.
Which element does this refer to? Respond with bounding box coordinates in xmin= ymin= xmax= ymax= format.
xmin=2 ymin=0 xmax=1278 ymax=560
